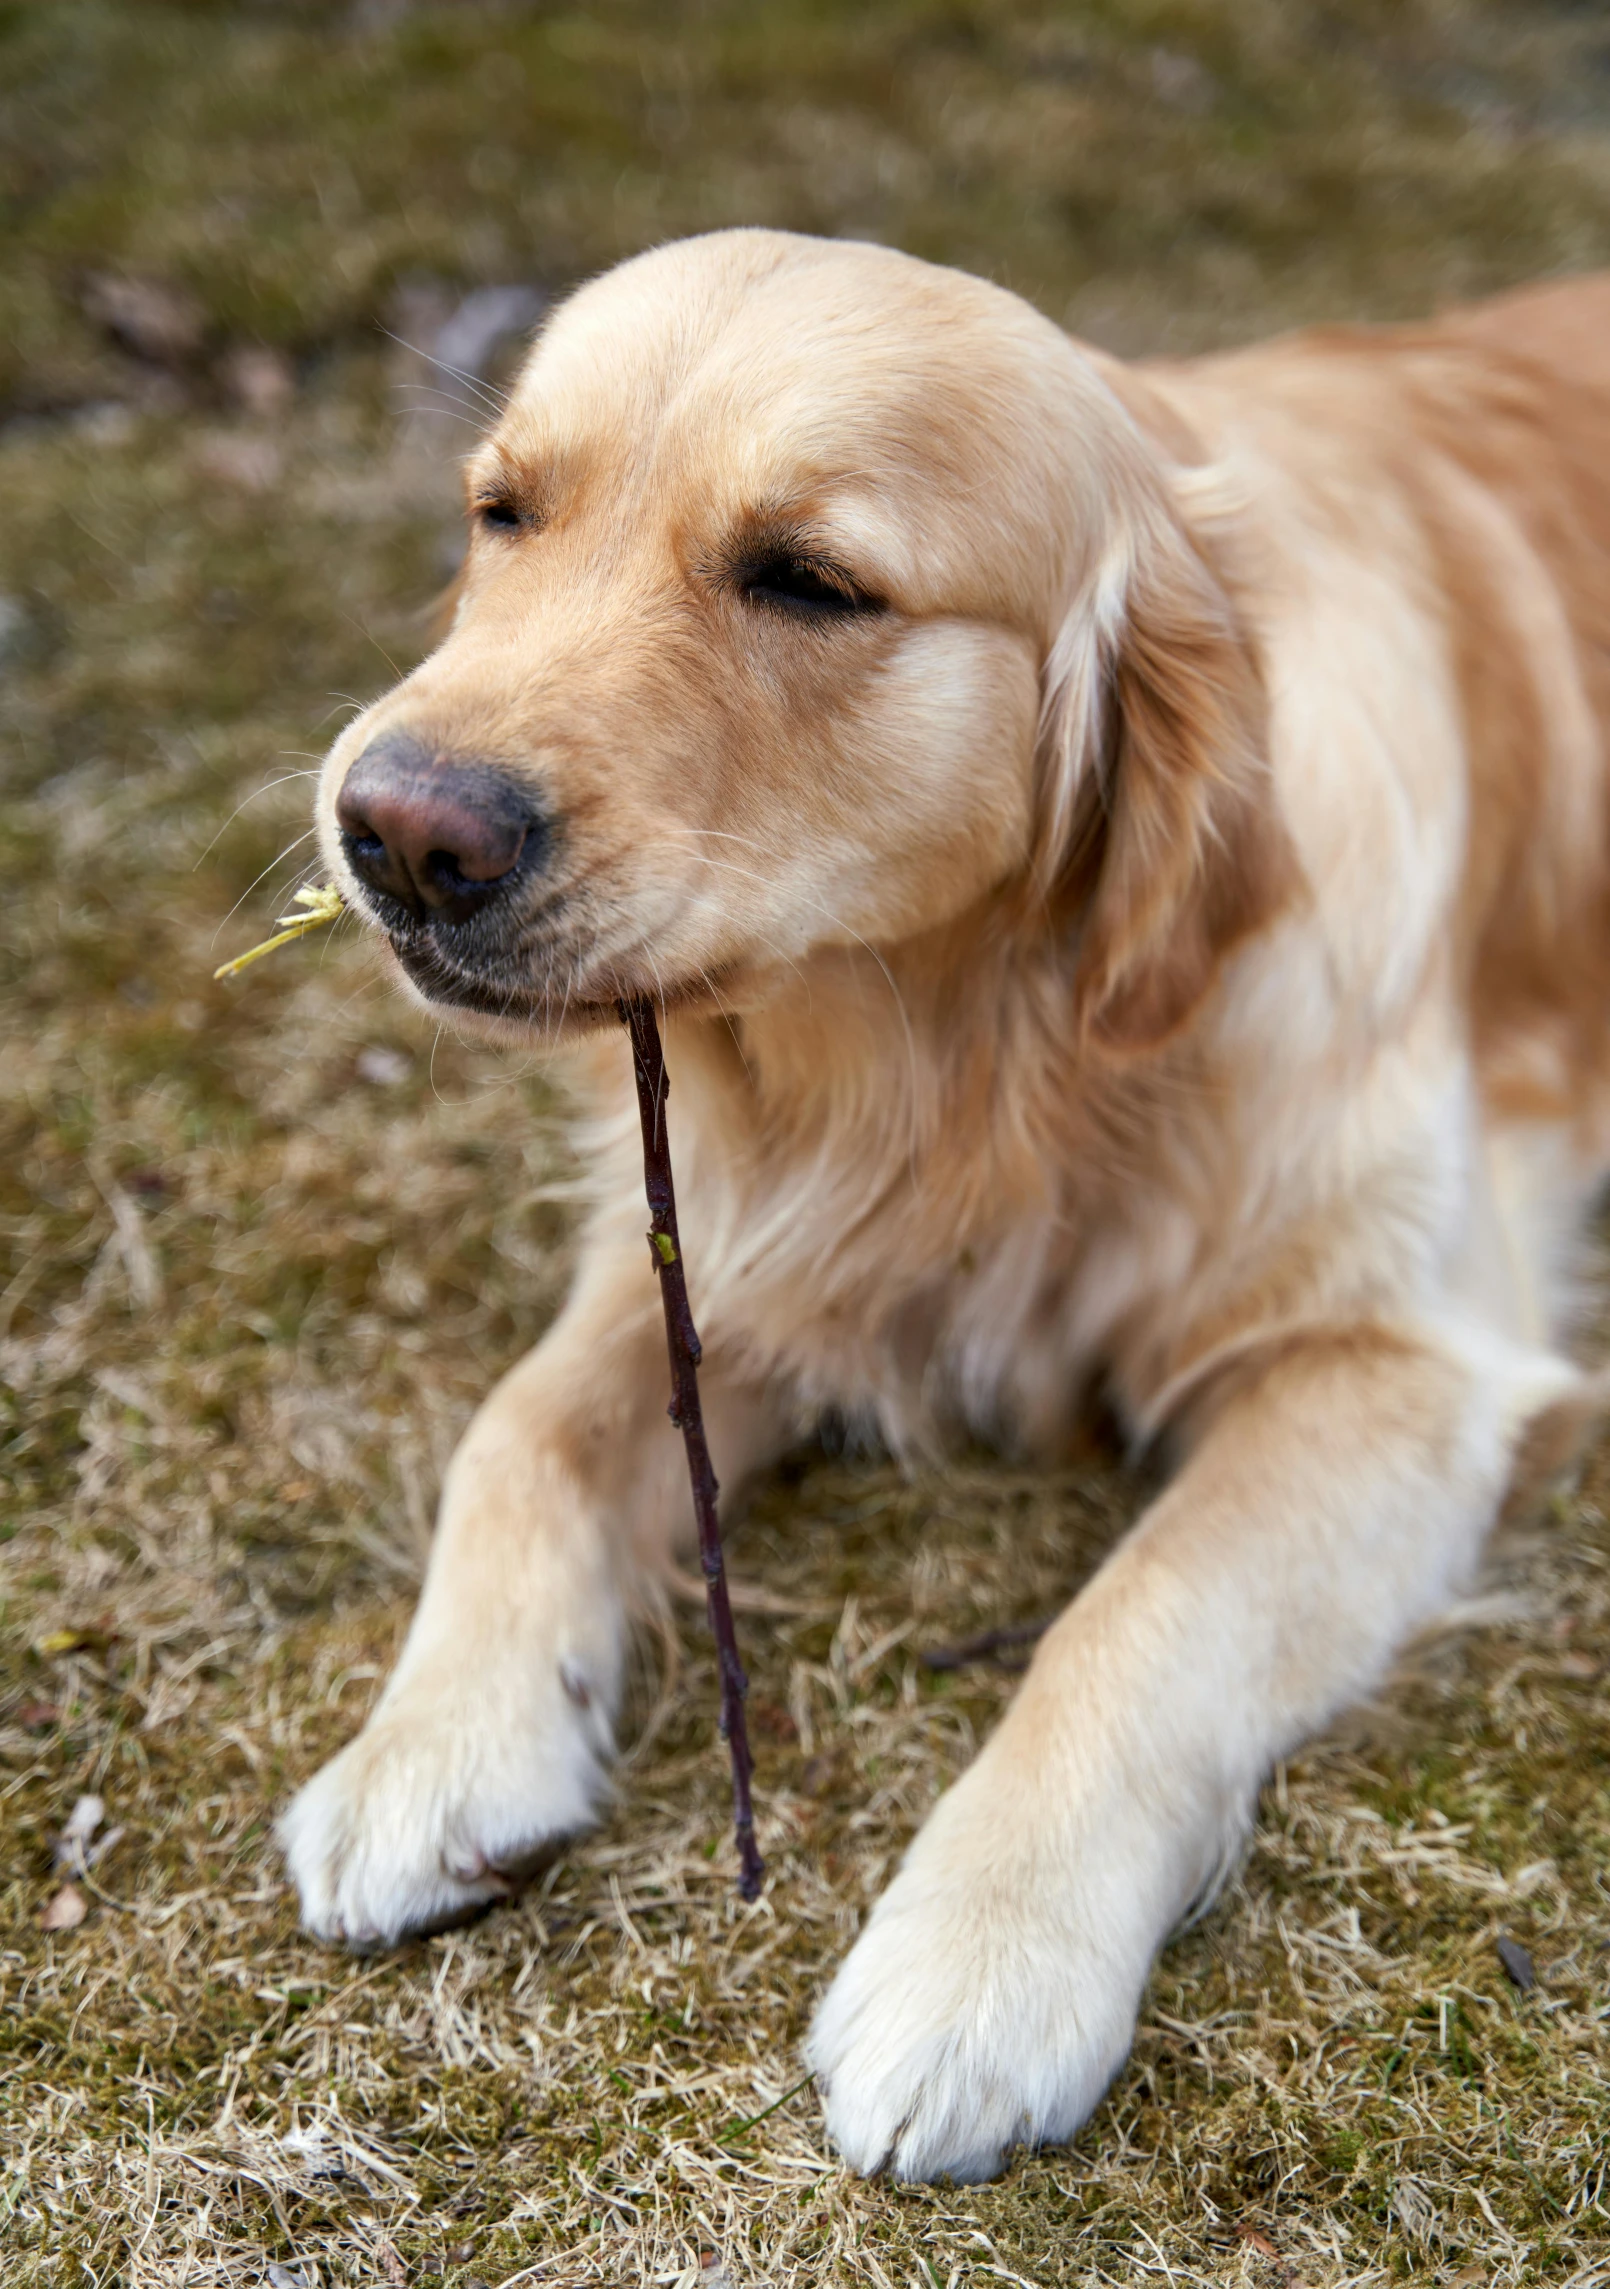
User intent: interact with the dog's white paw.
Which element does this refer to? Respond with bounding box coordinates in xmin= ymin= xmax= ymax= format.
xmin=280 ymin=1656 xmax=614 ymax=1947
xmin=806 ymin=1784 xmax=1158 ymax=2181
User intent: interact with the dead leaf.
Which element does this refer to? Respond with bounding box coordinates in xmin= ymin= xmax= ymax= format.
xmin=37 ymin=1628 xmax=89 ymax=1656
xmin=1497 ymin=1933 xmax=1536 ymax=1991
xmin=37 ymin=1622 xmax=118 ymax=1659
xmin=53 ymin=1794 xmax=104 ymax=1867
xmin=40 ymin=1883 xmax=88 ymax=1931
xmin=62 ymin=1792 xmax=104 ymax=1838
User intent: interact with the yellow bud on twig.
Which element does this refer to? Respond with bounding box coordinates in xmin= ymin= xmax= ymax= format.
xmin=213 ymin=884 xmax=346 ymax=980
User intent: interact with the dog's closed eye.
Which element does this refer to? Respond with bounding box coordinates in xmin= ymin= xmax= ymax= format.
xmin=475 ymin=494 xmax=538 ymax=533
xmin=734 ymin=551 xmax=883 ymax=620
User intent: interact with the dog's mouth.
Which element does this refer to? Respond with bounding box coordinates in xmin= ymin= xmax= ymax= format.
xmin=393 ymin=930 xmax=619 ymax=1032
xmin=357 ymin=893 xmax=730 ymax=1038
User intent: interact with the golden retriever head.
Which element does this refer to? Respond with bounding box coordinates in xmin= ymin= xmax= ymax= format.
xmin=318 ymin=228 xmax=1288 ymax=1053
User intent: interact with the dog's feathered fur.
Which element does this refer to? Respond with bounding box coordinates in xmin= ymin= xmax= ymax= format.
xmin=282 ymin=234 xmax=1610 ymax=2180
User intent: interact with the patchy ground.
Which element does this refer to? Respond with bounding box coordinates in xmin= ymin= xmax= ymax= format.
xmin=2 ymin=4 xmax=1608 ymax=2284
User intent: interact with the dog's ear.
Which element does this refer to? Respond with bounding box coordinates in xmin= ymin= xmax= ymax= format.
xmin=1036 ymin=486 xmax=1298 ymax=1055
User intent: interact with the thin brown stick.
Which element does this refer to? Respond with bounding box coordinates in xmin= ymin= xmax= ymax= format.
xmin=917 ymin=1617 xmax=1054 ymax=1672
xmin=618 ymin=998 xmax=764 ymax=1902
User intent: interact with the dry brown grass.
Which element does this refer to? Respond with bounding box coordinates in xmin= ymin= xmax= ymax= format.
xmin=3 ymin=5 xmax=1609 ymax=2284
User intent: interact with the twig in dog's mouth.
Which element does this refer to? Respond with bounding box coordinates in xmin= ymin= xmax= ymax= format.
xmin=215 ymin=898 xmax=764 ymax=1896
xmin=619 ymin=995 xmax=764 ymax=1903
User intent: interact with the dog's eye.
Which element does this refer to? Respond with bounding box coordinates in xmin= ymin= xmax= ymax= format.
xmin=476 ymin=497 xmax=526 ymax=532
xmin=740 ymin=555 xmax=879 ymax=618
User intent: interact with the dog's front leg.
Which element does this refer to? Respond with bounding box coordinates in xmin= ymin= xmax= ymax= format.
xmin=809 ymin=1326 xmax=1576 ymax=2181
xmin=281 ymin=1238 xmax=783 ymax=1946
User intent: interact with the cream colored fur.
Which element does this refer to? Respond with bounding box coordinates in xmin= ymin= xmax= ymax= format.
xmin=281 ymin=232 xmax=1610 ymax=2181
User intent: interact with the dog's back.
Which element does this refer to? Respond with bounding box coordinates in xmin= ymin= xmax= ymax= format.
xmin=1399 ymin=277 xmax=1610 ymax=1128
xmin=1166 ymin=276 xmax=1610 ymax=1137
xmin=1442 ymin=271 xmax=1610 ymax=390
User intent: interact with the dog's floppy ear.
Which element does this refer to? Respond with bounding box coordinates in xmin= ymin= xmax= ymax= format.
xmin=1035 ymin=479 xmax=1298 ymax=1055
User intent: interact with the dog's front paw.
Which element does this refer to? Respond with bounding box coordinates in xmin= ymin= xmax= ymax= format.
xmin=806 ymin=1787 xmax=1157 ymax=2181
xmin=279 ymin=1660 xmax=613 ymax=1948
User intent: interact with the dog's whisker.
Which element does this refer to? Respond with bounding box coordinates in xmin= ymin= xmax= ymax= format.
xmin=378 ymin=328 xmax=515 ymax=416
xmin=391 ymin=383 xmax=504 ymax=419
xmin=335 ymin=610 xmax=406 ymax=684
xmin=191 ymin=768 xmax=326 ymax=870
xmin=208 ymin=829 xmax=321 ymax=946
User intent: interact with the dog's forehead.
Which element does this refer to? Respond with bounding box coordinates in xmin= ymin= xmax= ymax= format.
xmin=491 ymin=231 xmax=1071 ymax=499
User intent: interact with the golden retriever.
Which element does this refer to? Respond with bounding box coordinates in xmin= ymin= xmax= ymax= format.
xmin=281 ymin=230 xmax=1610 ymax=2181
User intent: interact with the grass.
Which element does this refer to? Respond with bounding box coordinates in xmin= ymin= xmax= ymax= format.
xmin=1 ymin=2 xmax=1608 ymax=2282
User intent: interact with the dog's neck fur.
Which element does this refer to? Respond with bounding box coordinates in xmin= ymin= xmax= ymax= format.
xmin=577 ymin=884 xmax=1212 ymax=1460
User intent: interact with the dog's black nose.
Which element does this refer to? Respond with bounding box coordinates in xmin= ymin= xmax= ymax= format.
xmin=336 ymin=734 xmax=544 ymax=924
